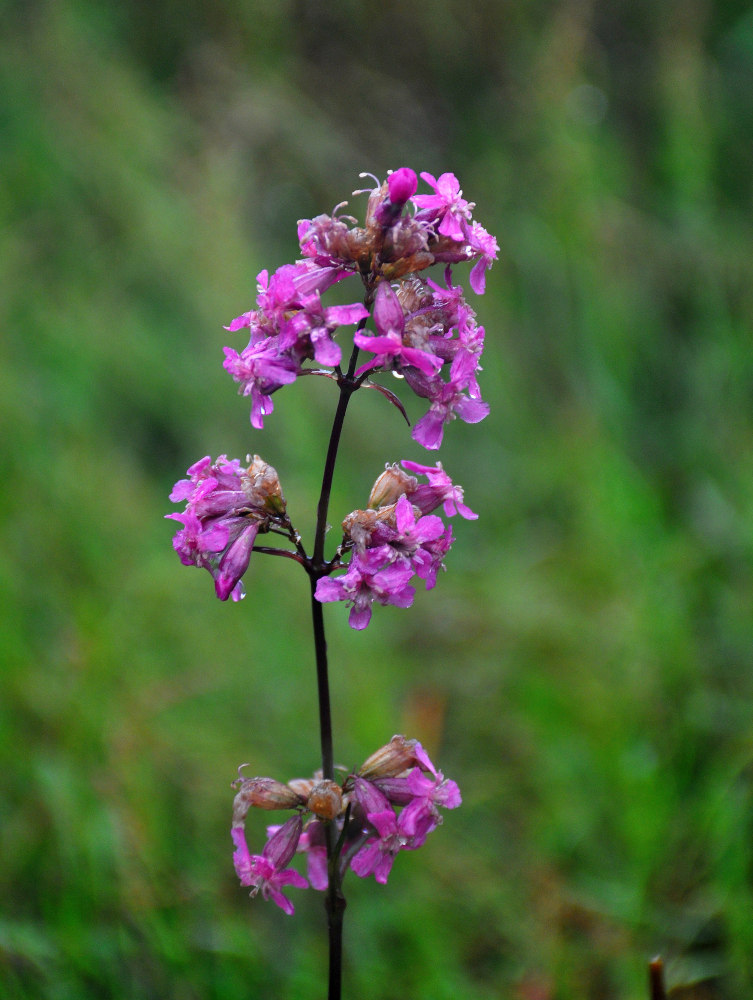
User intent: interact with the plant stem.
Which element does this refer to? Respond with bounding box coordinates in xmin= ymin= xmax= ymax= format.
xmin=312 ymin=375 xmax=358 ymax=568
xmin=308 ymin=336 xmax=364 ymax=1000
xmin=310 ymin=580 xmax=335 ymax=781
xmin=648 ymin=956 xmax=667 ymax=1000
xmin=309 ymin=575 xmax=346 ymax=1000
xmin=309 ymin=368 xmax=358 ymax=780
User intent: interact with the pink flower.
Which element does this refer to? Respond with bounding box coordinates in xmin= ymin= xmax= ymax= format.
xmin=408 ymin=352 xmax=490 ymax=450
xmin=222 ymin=340 xmax=297 ymax=430
xmin=280 ymin=293 xmax=368 ymax=368
xmin=166 ymin=455 xmax=286 ymax=602
xmin=387 ymin=495 xmax=445 ymax=555
xmin=467 ymin=222 xmax=499 ymax=295
xmin=399 ymin=766 xmax=462 ymax=846
xmin=379 ymin=496 xmax=450 ymax=589
xmin=401 ymin=460 xmax=477 ymax=519
xmin=412 ymin=172 xmax=475 ymax=242
xmin=355 ymin=281 xmax=442 ymax=378
xmin=231 ymin=819 xmax=308 ymax=915
xmin=315 ymin=547 xmax=415 ymax=630
xmin=166 ymin=508 xmax=228 ymax=568
xmin=350 ymin=809 xmax=416 ymax=884
xmin=296 ymin=821 xmax=329 ymax=891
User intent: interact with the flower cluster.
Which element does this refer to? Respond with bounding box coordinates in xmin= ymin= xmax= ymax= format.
xmin=231 ymin=736 xmax=461 ymax=915
xmin=165 ymin=454 xmax=289 ymax=602
xmin=167 ymin=456 xmax=475 ymax=624
xmin=224 ymin=168 xmax=497 ymax=449
xmin=315 ymin=460 xmax=476 ymax=629
xmin=168 ymin=169 xmax=495 ymax=609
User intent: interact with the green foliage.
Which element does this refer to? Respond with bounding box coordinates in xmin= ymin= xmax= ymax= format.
xmin=2 ymin=2 xmax=753 ymax=997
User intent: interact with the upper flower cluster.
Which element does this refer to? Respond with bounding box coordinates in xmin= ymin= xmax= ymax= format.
xmin=231 ymin=735 xmax=461 ymax=915
xmin=224 ymin=168 xmax=497 ymax=449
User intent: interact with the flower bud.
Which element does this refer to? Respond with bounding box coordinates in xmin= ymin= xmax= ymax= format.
xmin=306 ymin=779 xmax=343 ymax=820
xmin=287 ymin=776 xmax=317 ymax=799
xmin=357 ymin=735 xmax=422 ymax=780
xmin=352 ymin=776 xmax=391 ymax=815
xmin=232 ymin=777 xmax=305 ymax=825
xmin=367 ymin=464 xmax=417 ymax=509
xmin=372 ymin=279 xmax=405 ymax=337
xmin=342 ymin=504 xmax=401 ymax=550
xmin=371 ymin=775 xmax=414 ymax=806
xmin=387 ymin=167 xmax=418 ymax=207
xmin=263 ymin=814 xmax=303 ymax=871
xmin=242 ymin=455 xmax=286 ymax=515
xmin=342 ymin=508 xmax=380 ymax=549
xmin=373 ymin=169 xmax=418 ymax=227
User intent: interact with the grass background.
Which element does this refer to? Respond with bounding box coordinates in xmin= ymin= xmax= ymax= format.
xmin=2 ymin=1 xmax=753 ymax=997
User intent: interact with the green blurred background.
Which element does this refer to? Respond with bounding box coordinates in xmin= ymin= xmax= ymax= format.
xmin=2 ymin=1 xmax=753 ymax=997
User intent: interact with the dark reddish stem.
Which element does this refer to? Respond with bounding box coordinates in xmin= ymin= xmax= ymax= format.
xmin=306 ymin=300 xmax=372 ymax=1000
xmin=648 ymin=956 xmax=668 ymax=1000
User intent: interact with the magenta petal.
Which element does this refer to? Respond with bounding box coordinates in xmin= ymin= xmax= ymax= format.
xmin=367 ymin=809 xmax=398 ymax=840
xmin=273 ymin=868 xmax=309 ymax=891
xmin=437 ymin=212 xmax=466 ymax=242
xmin=266 ymin=868 xmax=309 ymax=915
xmin=393 ymin=495 xmax=415 ymax=534
xmin=469 ymin=258 xmax=487 ymax=295
xmin=327 ymin=302 xmax=370 ymax=325
xmin=231 ymin=827 xmax=254 ymax=883
xmin=225 ymin=311 xmax=254 ymax=331
xmin=373 ymin=851 xmax=396 ymax=885
xmin=250 ymin=390 xmax=275 ymax=430
xmin=412 ymin=743 xmax=436 ymax=774
xmin=354 ymin=332 xmax=400 ymax=355
xmin=373 ymin=280 xmax=404 ymax=337
xmin=169 ymin=480 xmax=195 ymax=503
xmin=449 ymin=497 xmax=477 ymax=520
xmin=454 ymin=396 xmax=489 ymax=425
xmin=412 ymin=410 xmax=445 ymax=450
xmin=351 ymin=840 xmax=380 ymax=879
xmin=437 ymin=778 xmax=462 ymax=809
xmin=267 ymin=887 xmax=296 ymax=916
xmin=397 ymin=798 xmax=433 ymax=839
xmin=400 ymin=346 xmax=443 ymax=377
xmin=400 ymin=459 xmax=436 ymax=477
xmin=307 ymin=848 xmax=328 ymax=891
xmin=201 ymin=523 xmax=232 ymax=552
xmin=348 ymin=604 xmax=372 ymax=630
xmin=413 ymin=514 xmax=446 ymax=544
xmin=314 ymin=577 xmax=344 ymax=603
xmin=311 ymin=332 xmax=341 ymax=367
xmin=382 ymin=585 xmax=415 ymax=610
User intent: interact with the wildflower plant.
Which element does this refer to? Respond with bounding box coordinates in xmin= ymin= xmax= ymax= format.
xmin=167 ymin=168 xmax=497 ymax=999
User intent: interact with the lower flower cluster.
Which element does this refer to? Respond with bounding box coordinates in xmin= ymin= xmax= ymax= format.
xmin=231 ymin=736 xmax=461 ymax=914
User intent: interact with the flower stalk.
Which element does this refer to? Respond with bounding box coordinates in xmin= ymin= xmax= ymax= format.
xmin=167 ymin=168 xmax=496 ymax=999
